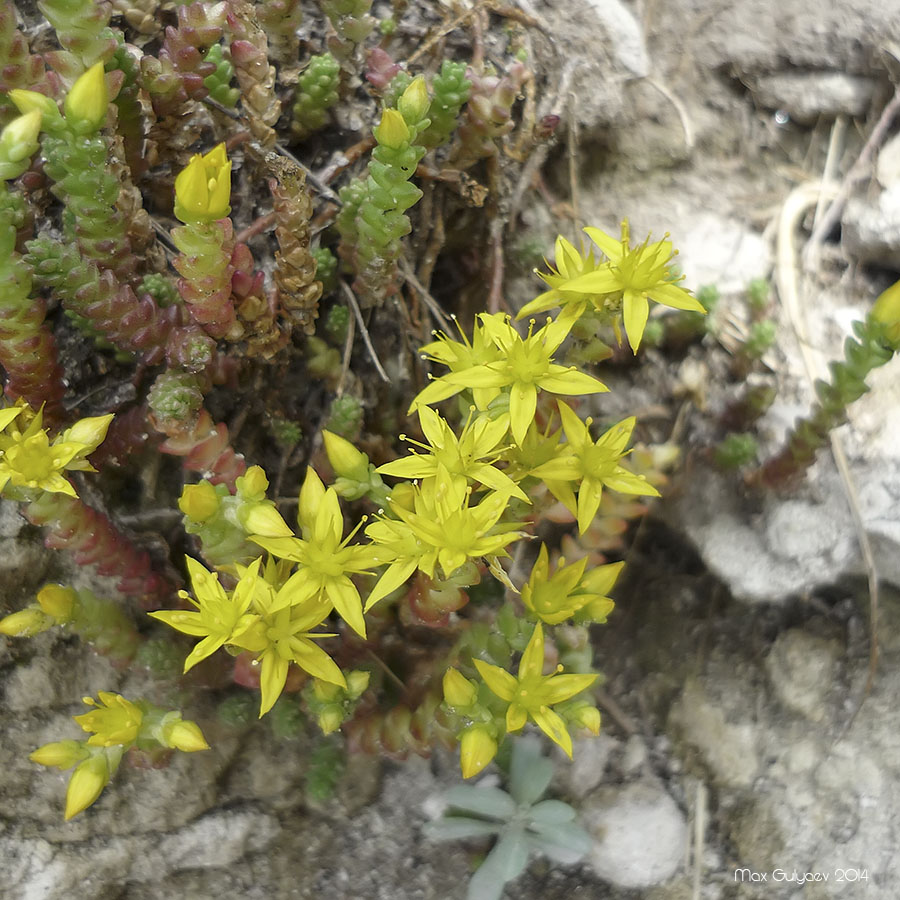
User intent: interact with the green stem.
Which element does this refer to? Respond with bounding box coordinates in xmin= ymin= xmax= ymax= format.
xmin=756 ymin=316 xmax=895 ymax=486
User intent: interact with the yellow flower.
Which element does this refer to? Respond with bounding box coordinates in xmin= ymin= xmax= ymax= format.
xmin=73 ymin=692 xmax=144 ymax=747
xmin=174 ymin=143 xmax=232 ymax=224
xmin=148 ymin=556 xmax=261 ymax=672
xmin=378 ymin=406 xmax=527 ymax=500
xmin=412 ymin=311 xmax=608 ymax=446
xmin=63 ymin=62 xmax=109 ymax=132
xmin=473 ymin=623 xmax=598 ymax=757
xmin=251 ymin=468 xmax=378 ymax=638
xmin=521 ymin=543 xmax=623 ymax=625
xmin=228 ymin=564 xmax=346 ymax=717
xmin=416 ymin=316 xmax=506 ymax=410
xmin=558 ymin=220 xmax=705 ymax=351
xmin=517 ymin=235 xmax=602 ymax=320
xmin=0 ymin=405 xmax=113 ymax=498
xmin=371 ymin=463 xmax=524 ymax=590
xmin=530 ymin=401 xmax=660 ymax=534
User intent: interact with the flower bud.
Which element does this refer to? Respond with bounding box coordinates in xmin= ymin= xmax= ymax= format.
xmin=0 ymin=607 xmax=54 ymax=636
xmin=322 ymin=430 xmax=370 ymax=482
xmin=162 ymin=718 xmax=210 ymax=753
xmin=29 ymin=739 xmax=88 ymax=770
xmin=872 ymin=278 xmax=900 ymax=346
xmin=442 ymin=667 xmax=477 ymax=708
xmin=346 ymin=669 xmax=370 ymax=699
xmin=313 ymin=679 xmax=341 ymax=702
xmin=580 ymin=596 xmax=615 ymax=624
xmin=459 ymin=725 xmax=497 ymax=778
xmin=240 ymin=503 xmax=294 ymax=538
xmin=0 ymin=110 xmax=42 ymax=180
xmin=174 ymin=142 xmax=232 ymax=224
xmin=63 ymin=62 xmax=109 ymax=132
xmin=398 ymin=75 xmax=430 ymax=124
xmin=179 ymin=480 xmax=220 ymax=522
xmin=297 ymin=466 xmax=326 ymax=533
xmin=236 ymin=465 xmax=268 ymax=501
xmin=65 ymin=753 xmax=111 ymax=820
xmin=374 ymin=108 xmax=410 ymax=149
xmin=570 ymin=704 xmax=601 ymax=735
xmin=36 ymin=584 xmax=77 ymax=622
xmin=8 ymin=89 xmax=63 ymax=132
xmin=318 ymin=705 xmax=343 ymax=735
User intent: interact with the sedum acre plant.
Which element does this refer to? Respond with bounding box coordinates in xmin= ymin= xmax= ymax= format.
xmin=5 ymin=8 xmax=890 ymax=896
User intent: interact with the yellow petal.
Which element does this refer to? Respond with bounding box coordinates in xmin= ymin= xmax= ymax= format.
xmin=508 ymin=383 xmax=537 ymax=446
xmin=531 ymin=706 xmax=573 ymax=757
xmin=518 ymin=622 xmax=545 ymax=679
xmin=258 ymin=652 xmax=290 ymax=717
xmin=473 ymin=659 xmax=517 ymax=701
xmin=622 ymin=289 xmax=650 ymax=352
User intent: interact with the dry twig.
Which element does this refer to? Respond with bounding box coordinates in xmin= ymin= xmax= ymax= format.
xmin=340 ymin=280 xmax=390 ymax=383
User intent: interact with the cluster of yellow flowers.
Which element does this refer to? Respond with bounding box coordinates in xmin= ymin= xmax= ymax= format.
xmin=148 ymin=221 xmax=697 ymax=778
xmin=30 ymin=692 xmax=209 ymax=820
xmin=6 ymin=209 xmax=699 ymax=813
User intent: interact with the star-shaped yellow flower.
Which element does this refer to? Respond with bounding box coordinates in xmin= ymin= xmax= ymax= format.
xmin=73 ymin=692 xmax=143 ymax=748
xmin=531 ymin=401 xmax=660 ymax=534
xmin=558 ymin=220 xmax=705 ymax=351
xmin=517 ymin=234 xmax=602 ymax=320
xmin=0 ymin=403 xmax=113 ymax=498
xmin=473 ymin=623 xmax=598 ymax=757
xmin=521 ymin=543 xmax=623 ymax=625
xmin=148 ymin=556 xmax=261 ymax=672
xmin=251 ymin=468 xmax=379 ymax=638
xmin=377 ymin=405 xmax=527 ymax=500
xmin=229 ymin=569 xmax=345 ymax=717
xmin=412 ymin=311 xmax=607 ymax=446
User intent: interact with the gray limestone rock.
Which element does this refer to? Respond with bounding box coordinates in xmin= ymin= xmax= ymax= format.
xmin=582 ymin=780 xmax=687 ymax=888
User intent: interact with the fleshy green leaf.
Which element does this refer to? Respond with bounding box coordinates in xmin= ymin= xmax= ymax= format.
xmin=423 ymin=817 xmax=501 ymax=842
xmin=527 ymin=799 xmax=576 ymax=826
xmin=508 ymin=736 xmax=553 ymax=806
xmin=526 ymin=820 xmax=594 ymax=864
xmin=467 ymin=829 xmax=529 ymax=900
xmin=444 ymin=785 xmax=516 ymax=821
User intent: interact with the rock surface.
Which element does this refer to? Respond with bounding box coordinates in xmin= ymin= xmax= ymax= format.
xmin=582 ymin=781 xmax=688 ymax=888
